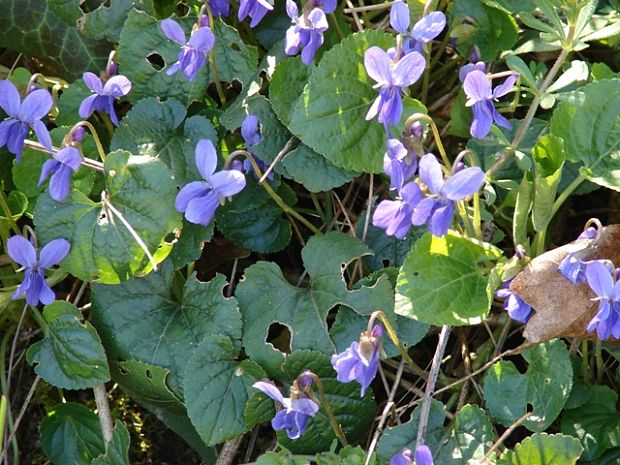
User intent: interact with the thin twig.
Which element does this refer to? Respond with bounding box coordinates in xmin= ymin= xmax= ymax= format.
xmin=22 ymin=140 xmax=104 ymax=171
xmin=364 ymin=361 xmax=404 ymax=465
xmin=481 ymin=412 xmax=532 ymax=463
xmin=93 ymin=384 xmax=113 ymax=444
xmin=227 ymin=259 xmax=239 ymax=298
xmin=345 ymin=0 xmax=364 ymax=30
xmin=416 ymin=325 xmax=451 ymax=448
xmin=0 ymin=376 xmax=40 ymax=459
xmin=216 ymin=437 xmax=244 ymax=465
xmin=259 ymin=137 xmax=297 ymax=184
xmin=344 ymin=1 xmax=395 ymax=13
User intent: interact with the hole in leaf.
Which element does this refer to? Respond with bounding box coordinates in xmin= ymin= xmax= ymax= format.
xmin=267 ymin=322 xmax=291 ymax=354
xmin=145 ymin=369 xmax=153 ymax=379
xmin=146 ymin=53 xmax=165 ymax=71
xmin=231 ymin=43 xmax=241 ymax=52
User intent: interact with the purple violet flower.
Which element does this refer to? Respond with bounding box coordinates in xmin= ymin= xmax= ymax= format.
xmin=558 ymin=226 xmax=597 ymax=284
xmin=238 ymin=0 xmax=274 ymax=28
xmin=7 ymin=235 xmax=70 ymax=306
xmin=160 ymin=18 xmax=215 ymax=81
xmin=175 ymin=139 xmax=246 ymax=226
xmin=585 ymin=261 xmax=620 ymax=340
xmin=373 ymin=182 xmax=424 ymax=239
xmin=0 ymin=80 xmax=53 ymax=160
xmin=285 ymin=0 xmax=329 ymax=65
xmin=384 ymin=138 xmax=417 ymax=191
xmin=365 ymin=47 xmax=426 ymax=128
xmin=331 ymin=324 xmax=383 ymax=396
xmin=463 ymin=70 xmax=517 ymax=139
xmin=496 ymin=279 xmax=533 ymax=323
xmin=79 ymin=72 xmax=132 ymax=126
xmin=390 ymin=1 xmax=446 ymax=54
xmin=414 ymin=154 xmax=485 ymax=237
xmin=253 ymin=381 xmax=319 ymax=439
xmin=209 ymin=0 xmax=230 ymax=16
xmin=37 ymin=147 xmax=82 ymax=202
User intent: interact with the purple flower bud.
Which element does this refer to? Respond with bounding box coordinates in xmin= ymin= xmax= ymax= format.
xmin=70 ymin=126 xmax=86 ymax=143
xmin=415 ymin=446 xmax=434 ymax=465
xmin=175 ymin=140 xmax=246 ymax=226
xmin=0 ymin=80 xmax=53 ymax=160
xmin=105 ymin=60 xmax=118 ymax=77
xmin=7 ymin=234 xmax=70 ymax=306
xmin=410 ymin=121 xmax=424 ymax=139
xmin=198 ymin=14 xmax=210 ymax=28
xmin=209 ymin=0 xmax=230 ymax=17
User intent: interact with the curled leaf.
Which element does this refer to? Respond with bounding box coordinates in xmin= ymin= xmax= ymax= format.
xmin=510 ymin=225 xmax=620 ymax=343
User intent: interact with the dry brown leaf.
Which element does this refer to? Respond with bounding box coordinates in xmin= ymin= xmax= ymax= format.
xmin=510 ymin=224 xmax=620 ymax=343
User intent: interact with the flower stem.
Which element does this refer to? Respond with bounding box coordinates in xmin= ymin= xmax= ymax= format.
xmin=307 ymin=373 xmax=348 ymax=446
xmin=404 ymin=113 xmax=450 ymax=169
xmin=486 ymin=25 xmax=576 ymax=178
xmin=93 ymin=384 xmax=113 ymax=444
xmin=416 ymin=325 xmax=451 ymax=448
xmin=227 ymin=150 xmax=322 ymax=235
xmin=0 ymin=190 xmax=21 ymax=237
xmin=205 ymin=7 xmax=227 ymax=107
xmin=71 ymin=121 xmax=107 ymax=162
xmin=368 ymin=310 xmax=428 ymax=380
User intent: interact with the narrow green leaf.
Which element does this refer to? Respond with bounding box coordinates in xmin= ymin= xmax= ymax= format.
xmin=513 ymin=172 xmax=533 ymax=248
xmin=506 ymin=55 xmax=538 ymax=88
xmin=531 ymin=134 xmax=565 ymax=231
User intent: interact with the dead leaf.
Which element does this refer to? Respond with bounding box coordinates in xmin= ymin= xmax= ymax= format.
xmin=510 ymin=224 xmax=620 ymax=343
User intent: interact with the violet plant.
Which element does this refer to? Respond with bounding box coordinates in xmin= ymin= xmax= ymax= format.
xmin=1 ymin=0 xmax=619 ymax=464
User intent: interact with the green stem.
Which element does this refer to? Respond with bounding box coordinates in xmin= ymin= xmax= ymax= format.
xmin=205 ymin=9 xmax=227 ymax=106
xmin=595 ymin=337 xmax=604 ymax=384
xmin=369 ymin=311 xmax=428 ymax=380
xmin=549 ymin=174 xmax=586 ymax=220
xmin=0 ymin=190 xmax=20 ymax=237
xmin=308 ymin=373 xmax=348 ymax=446
xmin=227 ymin=151 xmax=322 ymax=235
xmin=581 ymin=339 xmax=590 ymax=383
xmin=73 ymin=121 xmax=107 ymax=162
xmin=487 ymin=25 xmax=576 ymax=178
xmin=404 ymin=113 xmax=450 ymax=169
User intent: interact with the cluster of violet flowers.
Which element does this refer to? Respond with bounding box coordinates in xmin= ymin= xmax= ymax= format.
xmin=0 ymin=57 xmax=134 ymax=306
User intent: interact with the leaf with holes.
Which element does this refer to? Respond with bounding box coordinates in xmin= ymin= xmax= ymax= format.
xmin=118 ymin=10 xmax=210 ymax=104
xmin=111 ymin=97 xmax=217 ymax=185
xmin=34 ymin=150 xmax=181 ymax=283
xmin=40 ymin=402 xmax=105 ymax=465
xmin=91 ymin=260 xmax=241 ymax=397
xmin=184 ymin=336 xmax=266 ymax=446
xmin=236 ymin=232 xmax=394 ymax=377
xmin=551 ymin=79 xmax=620 ymax=191
xmin=483 ymin=339 xmax=573 ymax=432
xmin=26 ymin=301 xmax=110 ymax=390
xmin=396 ymin=232 xmax=502 ymax=326
xmin=497 ymin=433 xmax=583 ymax=465
xmin=110 ymin=359 xmax=215 ymax=461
